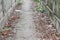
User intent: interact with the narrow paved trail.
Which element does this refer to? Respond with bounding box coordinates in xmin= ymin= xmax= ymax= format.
xmin=14 ymin=0 xmax=39 ymax=40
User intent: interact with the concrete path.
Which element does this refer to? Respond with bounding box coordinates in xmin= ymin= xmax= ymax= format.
xmin=14 ymin=0 xmax=39 ymax=40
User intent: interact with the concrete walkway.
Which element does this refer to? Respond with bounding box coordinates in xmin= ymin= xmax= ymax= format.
xmin=14 ymin=0 xmax=40 ymax=40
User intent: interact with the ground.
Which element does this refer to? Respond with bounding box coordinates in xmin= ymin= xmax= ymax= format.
xmin=0 ymin=0 xmax=60 ymax=40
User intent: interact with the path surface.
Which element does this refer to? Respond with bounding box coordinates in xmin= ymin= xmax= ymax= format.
xmin=15 ymin=0 xmax=39 ymax=40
